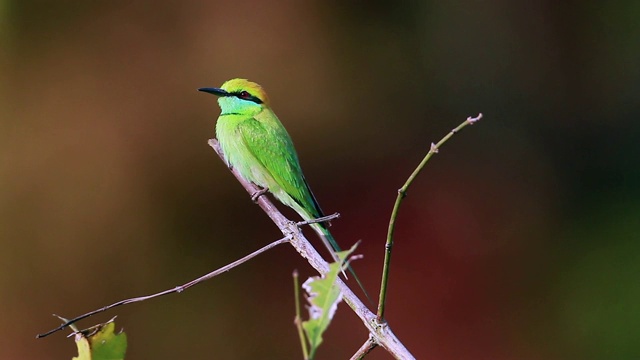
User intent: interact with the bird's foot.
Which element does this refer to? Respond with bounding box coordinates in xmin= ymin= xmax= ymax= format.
xmin=251 ymin=188 xmax=268 ymax=203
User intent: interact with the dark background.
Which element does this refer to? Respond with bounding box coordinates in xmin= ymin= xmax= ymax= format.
xmin=2 ymin=1 xmax=639 ymax=359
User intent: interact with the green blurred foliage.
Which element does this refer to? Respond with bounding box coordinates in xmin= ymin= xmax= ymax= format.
xmin=1 ymin=1 xmax=638 ymax=359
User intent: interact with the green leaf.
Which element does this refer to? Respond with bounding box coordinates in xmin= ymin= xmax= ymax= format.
xmin=302 ymin=243 xmax=359 ymax=358
xmin=72 ymin=319 xmax=127 ymax=360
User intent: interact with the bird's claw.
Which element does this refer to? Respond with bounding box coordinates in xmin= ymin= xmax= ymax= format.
xmin=251 ymin=188 xmax=268 ymax=203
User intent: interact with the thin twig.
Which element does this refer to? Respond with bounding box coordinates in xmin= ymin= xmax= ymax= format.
xmin=376 ymin=113 xmax=483 ymax=321
xmin=350 ymin=336 xmax=378 ymax=360
xmin=293 ymin=270 xmax=309 ymax=360
xmin=208 ymin=139 xmax=415 ymax=359
xmin=296 ymin=213 xmax=340 ymax=226
xmin=36 ymin=237 xmax=290 ymax=338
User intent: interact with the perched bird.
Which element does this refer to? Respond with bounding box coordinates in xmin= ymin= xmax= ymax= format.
xmin=199 ymin=78 xmax=366 ymax=294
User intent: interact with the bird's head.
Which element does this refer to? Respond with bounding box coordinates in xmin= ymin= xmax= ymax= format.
xmin=199 ymin=78 xmax=270 ymax=116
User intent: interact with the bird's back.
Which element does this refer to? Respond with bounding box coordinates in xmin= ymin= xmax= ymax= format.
xmin=217 ymin=108 xmax=325 ymax=221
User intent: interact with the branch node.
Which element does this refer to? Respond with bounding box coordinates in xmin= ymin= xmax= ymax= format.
xmin=372 ymin=316 xmax=388 ymax=331
xmin=467 ymin=112 xmax=483 ymax=124
xmin=397 ymin=188 xmax=407 ymax=199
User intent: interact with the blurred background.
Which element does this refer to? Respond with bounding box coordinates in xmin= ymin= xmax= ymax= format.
xmin=1 ymin=1 xmax=639 ymax=359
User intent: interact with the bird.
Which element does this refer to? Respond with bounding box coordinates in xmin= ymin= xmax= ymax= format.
xmin=199 ymin=78 xmax=367 ymax=296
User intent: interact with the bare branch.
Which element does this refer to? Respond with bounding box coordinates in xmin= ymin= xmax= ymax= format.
xmin=36 ymin=236 xmax=289 ymax=338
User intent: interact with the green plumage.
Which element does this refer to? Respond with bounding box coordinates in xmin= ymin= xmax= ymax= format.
xmin=217 ymin=106 xmax=324 ymax=226
xmin=199 ymin=79 xmax=367 ymax=297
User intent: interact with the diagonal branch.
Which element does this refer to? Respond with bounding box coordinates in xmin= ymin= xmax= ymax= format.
xmin=208 ymin=139 xmax=415 ymax=360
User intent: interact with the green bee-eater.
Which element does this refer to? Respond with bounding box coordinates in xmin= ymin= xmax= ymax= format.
xmin=199 ymin=78 xmax=366 ymax=293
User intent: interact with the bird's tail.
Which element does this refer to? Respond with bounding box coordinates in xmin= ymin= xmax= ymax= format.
xmin=310 ymin=222 xmax=371 ymax=303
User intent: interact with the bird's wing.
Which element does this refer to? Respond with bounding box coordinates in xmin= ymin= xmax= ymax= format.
xmin=237 ymin=117 xmax=324 ymax=219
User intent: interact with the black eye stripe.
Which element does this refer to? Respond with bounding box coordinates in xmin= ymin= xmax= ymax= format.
xmin=233 ymin=91 xmax=263 ymax=104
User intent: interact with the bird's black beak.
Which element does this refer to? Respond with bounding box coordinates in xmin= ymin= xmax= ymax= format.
xmin=198 ymin=87 xmax=229 ymax=97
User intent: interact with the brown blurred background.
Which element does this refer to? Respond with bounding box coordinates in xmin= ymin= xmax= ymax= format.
xmin=2 ymin=1 xmax=639 ymax=359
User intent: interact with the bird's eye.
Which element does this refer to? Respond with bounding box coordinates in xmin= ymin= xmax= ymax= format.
xmin=239 ymin=91 xmax=251 ymax=99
